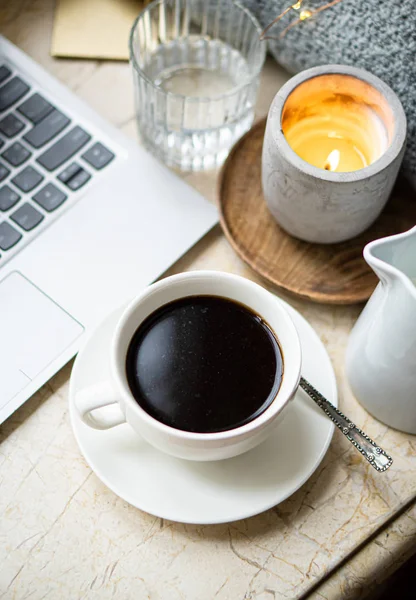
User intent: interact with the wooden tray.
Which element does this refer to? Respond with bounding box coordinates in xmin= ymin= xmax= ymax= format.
xmin=218 ymin=118 xmax=416 ymax=304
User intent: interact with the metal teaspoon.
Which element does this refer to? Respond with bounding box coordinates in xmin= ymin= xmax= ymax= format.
xmin=300 ymin=377 xmax=393 ymax=472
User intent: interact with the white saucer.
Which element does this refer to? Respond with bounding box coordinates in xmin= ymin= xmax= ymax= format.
xmin=69 ymin=299 xmax=337 ymax=524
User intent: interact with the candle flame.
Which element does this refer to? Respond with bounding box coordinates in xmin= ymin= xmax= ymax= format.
xmin=324 ymin=149 xmax=340 ymax=171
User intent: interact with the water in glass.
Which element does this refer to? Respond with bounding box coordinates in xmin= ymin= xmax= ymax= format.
xmin=130 ymin=1 xmax=265 ymax=171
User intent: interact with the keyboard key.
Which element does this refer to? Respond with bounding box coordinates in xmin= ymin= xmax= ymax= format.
xmin=82 ymin=142 xmax=114 ymax=170
xmin=58 ymin=162 xmax=81 ymax=184
xmin=17 ymin=93 xmax=54 ymax=124
xmin=0 ymin=185 xmax=20 ymax=211
xmin=0 ymin=77 xmax=30 ymax=112
xmin=0 ymin=66 xmax=11 ymax=84
xmin=37 ymin=126 xmax=91 ymax=172
xmin=66 ymin=168 xmax=91 ymax=191
xmin=0 ymin=221 xmax=22 ymax=250
xmin=0 ymin=113 xmax=25 ymax=138
xmin=0 ymin=162 xmax=10 ymax=182
xmin=33 ymin=183 xmax=67 ymax=212
xmin=11 ymin=202 xmax=44 ymax=231
xmin=2 ymin=142 xmax=31 ymax=167
xmin=23 ymin=109 xmax=70 ymax=149
xmin=11 ymin=166 xmax=44 ymax=193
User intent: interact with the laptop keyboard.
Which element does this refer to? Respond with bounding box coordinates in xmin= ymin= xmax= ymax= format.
xmin=0 ymin=66 xmax=115 ymax=260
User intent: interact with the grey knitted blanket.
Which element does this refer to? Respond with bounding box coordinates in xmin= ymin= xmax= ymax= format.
xmin=242 ymin=0 xmax=416 ymax=189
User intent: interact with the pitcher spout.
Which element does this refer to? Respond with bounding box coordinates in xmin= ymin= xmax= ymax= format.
xmin=364 ymin=225 xmax=416 ymax=293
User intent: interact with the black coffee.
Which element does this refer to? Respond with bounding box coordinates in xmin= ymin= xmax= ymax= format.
xmin=126 ymin=296 xmax=283 ymax=433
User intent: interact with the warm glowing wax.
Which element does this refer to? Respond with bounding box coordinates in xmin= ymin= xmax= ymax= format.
xmin=281 ymin=74 xmax=390 ymax=173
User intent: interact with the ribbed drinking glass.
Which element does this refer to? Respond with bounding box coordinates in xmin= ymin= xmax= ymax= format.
xmin=129 ymin=0 xmax=266 ymax=171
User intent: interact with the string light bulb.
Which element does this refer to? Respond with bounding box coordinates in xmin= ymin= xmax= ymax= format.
xmin=299 ymin=9 xmax=312 ymax=20
xmin=260 ymin=0 xmax=343 ymax=40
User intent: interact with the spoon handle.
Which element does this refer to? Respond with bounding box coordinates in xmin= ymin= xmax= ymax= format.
xmin=299 ymin=377 xmax=393 ymax=472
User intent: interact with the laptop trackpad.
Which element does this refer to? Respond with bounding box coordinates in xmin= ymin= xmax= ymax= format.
xmin=0 ymin=272 xmax=83 ymax=408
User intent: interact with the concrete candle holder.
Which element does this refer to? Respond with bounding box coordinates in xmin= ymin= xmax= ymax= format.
xmin=262 ymin=65 xmax=407 ymax=244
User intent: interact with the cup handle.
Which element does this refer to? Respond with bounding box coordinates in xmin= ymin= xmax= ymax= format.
xmin=75 ymin=381 xmax=126 ymax=430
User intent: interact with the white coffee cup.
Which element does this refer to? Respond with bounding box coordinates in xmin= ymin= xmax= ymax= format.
xmin=75 ymin=271 xmax=302 ymax=461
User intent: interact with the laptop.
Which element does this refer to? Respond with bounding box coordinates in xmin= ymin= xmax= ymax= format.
xmin=0 ymin=36 xmax=218 ymax=424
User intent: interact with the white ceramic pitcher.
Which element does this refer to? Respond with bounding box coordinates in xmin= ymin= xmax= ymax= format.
xmin=346 ymin=226 xmax=416 ymax=434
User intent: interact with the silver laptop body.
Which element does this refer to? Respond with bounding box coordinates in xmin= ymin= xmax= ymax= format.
xmin=0 ymin=36 xmax=218 ymax=423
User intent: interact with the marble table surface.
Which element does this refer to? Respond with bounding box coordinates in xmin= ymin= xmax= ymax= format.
xmin=1 ymin=1 xmax=415 ymax=599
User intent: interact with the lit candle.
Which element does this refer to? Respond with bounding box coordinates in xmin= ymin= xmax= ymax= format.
xmin=262 ymin=65 xmax=406 ymax=243
xmin=281 ymin=74 xmax=390 ymax=173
